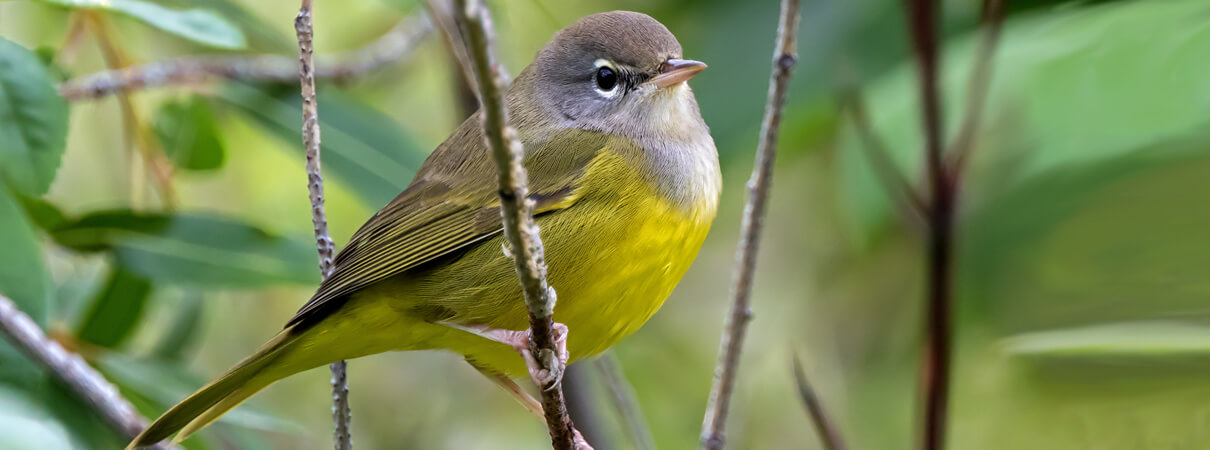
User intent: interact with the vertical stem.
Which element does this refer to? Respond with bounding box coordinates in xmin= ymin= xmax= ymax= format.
xmin=452 ymin=0 xmax=582 ymax=448
xmin=293 ymin=2 xmax=351 ymax=449
xmin=699 ymin=1 xmax=800 ymax=449
xmin=595 ymin=352 xmax=656 ymax=450
xmin=902 ymin=1 xmax=951 ymax=449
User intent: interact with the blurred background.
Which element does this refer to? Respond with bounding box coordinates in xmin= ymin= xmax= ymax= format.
xmin=2 ymin=0 xmax=1210 ymax=448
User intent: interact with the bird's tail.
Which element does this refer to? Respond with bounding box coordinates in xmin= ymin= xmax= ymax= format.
xmin=127 ymin=327 xmax=308 ymax=448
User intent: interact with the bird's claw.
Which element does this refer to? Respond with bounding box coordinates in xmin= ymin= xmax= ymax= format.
xmin=489 ymin=323 xmax=569 ymax=391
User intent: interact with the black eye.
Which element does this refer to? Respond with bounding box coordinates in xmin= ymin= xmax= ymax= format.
xmin=595 ymin=67 xmax=618 ymax=91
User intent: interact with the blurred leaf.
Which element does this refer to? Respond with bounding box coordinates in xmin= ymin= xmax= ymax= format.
xmin=154 ymin=96 xmax=226 ymax=171
xmin=0 ymin=37 xmax=68 ymax=197
xmin=217 ymin=82 xmax=428 ymax=207
xmin=0 ymin=185 xmax=50 ymax=327
xmin=95 ymin=353 xmax=304 ymax=434
xmin=152 ymin=292 xmax=204 ymax=360
xmin=51 ymin=210 xmax=319 ymax=287
xmin=0 ymin=385 xmax=77 ymax=449
xmin=164 ymin=0 xmax=293 ymax=52
xmin=75 ymin=265 xmax=152 ymax=348
xmin=37 ymin=0 xmax=247 ymax=49
xmin=14 ymin=193 xmax=68 ymax=231
xmin=1003 ymin=321 xmax=1210 ymax=362
xmin=836 ymin=0 xmax=1210 ymax=241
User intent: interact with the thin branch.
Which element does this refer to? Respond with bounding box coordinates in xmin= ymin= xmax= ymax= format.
xmin=86 ymin=12 xmax=177 ymax=210
xmin=452 ymin=0 xmax=582 ymax=448
xmin=901 ymin=1 xmax=953 ymax=450
xmin=293 ymin=2 xmax=351 ymax=449
xmin=946 ymin=0 xmax=1006 ymax=175
xmin=838 ymin=88 xmax=927 ymax=222
xmin=699 ymin=0 xmax=800 ymax=449
xmin=792 ymin=354 xmax=846 ymax=450
xmin=594 ymin=352 xmax=656 ymax=450
xmin=0 ymin=295 xmax=174 ymax=450
xmin=59 ymin=15 xmax=431 ymax=102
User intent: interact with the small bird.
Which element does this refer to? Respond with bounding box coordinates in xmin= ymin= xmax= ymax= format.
xmin=130 ymin=10 xmax=720 ymax=447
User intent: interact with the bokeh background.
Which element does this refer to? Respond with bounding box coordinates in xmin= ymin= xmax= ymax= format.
xmin=2 ymin=0 xmax=1210 ymax=448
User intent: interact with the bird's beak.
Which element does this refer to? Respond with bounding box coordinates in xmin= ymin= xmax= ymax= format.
xmin=649 ymin=59 xmax=707 ymax=89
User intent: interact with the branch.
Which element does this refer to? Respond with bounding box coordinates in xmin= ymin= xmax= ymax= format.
xmin=838 ymin=88 xmax=927 ymax=222
xmin=946 ymin=0 xmax=1006 ymax=176
xmin=0 ymin=294 xmax=174 ymax=450
xmin=594 ymin=352 xmax=656 ymax=450
xmin=293 ymin=2 xmax=351 ymax=449
xmin=699 ymin=0 xmax=800 ymax=449
xmin=452 ymin=1 xmax=582 ymax=448
xmin=59 ymin=15 xmax=431 ymax=102
xmin=901 ymin=0 xmax=954 ymax=449
xmin=792 ymin=354 xmax=847 ymax=450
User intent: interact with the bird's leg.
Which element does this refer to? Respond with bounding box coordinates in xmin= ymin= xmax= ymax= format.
xmin=468 ymin=362 xmax=543 ymax=417
xmin=440 ymin=321 xmax=571 ymax=390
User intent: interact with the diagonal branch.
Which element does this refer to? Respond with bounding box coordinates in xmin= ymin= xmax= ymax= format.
xmin=839 ymin=88 xmax=927 ymax=222
xmin=59 ymin=15 xmax=431 ymax=102
xmin=293 ymin=2 xmax=351 ymax=449
xmin=946 ymin=0 xmax=1006 ymax=176
xmin=699 ymin=0 xmax=800 ymax=449
xmin=452 ymin=0 xmax=582 ymax=448
xmin=0 ymin=294 xmax=175 ymax=450
xmin=792 ymin=354 xmax=847 ymax=450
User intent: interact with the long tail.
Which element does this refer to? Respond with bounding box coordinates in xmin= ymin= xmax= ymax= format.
xmin=128 ymin=327 xmax=308 ymax=448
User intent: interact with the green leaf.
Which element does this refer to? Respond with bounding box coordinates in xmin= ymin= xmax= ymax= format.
xmin=1003 ymin=321 xmax=1210 ymax=363
xmin=75 ymin=265 xmax=153 ymax=348
xmin=0 ymin=37 xmax=68 ymax=196
xmin=152 ymin=292 xmax=204 ymax=360
xmin=51 ymin=210 xmax=318 ymax=287
xmin=14 ymin=193 xmax=67 ymax=231
xmin=0 ymin=185 xmax=50 ymax=327
xmin=0 ymin=385 xmax=77 ymax=449
xmin=37 ymin=0 xmax=246 ymax=50
xmin=836 ymin=0 xmax=1210 ymax=241
xmin=217 ymin=83 xmax=429 ymax=207
xmin=154 ymin=96 xmax=226 ymax=171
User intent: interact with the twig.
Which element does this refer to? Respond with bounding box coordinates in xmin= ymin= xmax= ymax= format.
xmin=699 ymin=0 xmax=800 ymax=448
xmin=59 ymin=15 xmax=431 ymax=102
xmin=0 ymin=295 xmax=174 ymax=450
xmin=86 ymin=12 xmax=177 ymax=210
xmin=293 ymin=2 xmax=351 ymax=449
xmin=594 ymin=352 xmax=657 ymax=450
xmin=901 ymin=1 xmax=952 ymax=450
xmin=946 ymin=0 xmax=1005 ymax=175
xmin=792 ymin=354 xmax=846 ymax=450
xmin=452 ymin=1 xmax=581 ymax=448
xmin=421 ymin=0 xmax=480 ymax=119
xmin=839 ymin=88 xmax=927 ymax=222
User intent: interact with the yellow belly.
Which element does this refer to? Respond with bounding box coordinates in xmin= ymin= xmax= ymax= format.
xmin=320 ymin=151 xmax=717 ymax=377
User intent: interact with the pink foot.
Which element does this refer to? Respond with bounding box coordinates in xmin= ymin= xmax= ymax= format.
xmin=483 ymin=323 xmax=569 ymax=390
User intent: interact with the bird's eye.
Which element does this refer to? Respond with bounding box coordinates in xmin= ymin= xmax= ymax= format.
xmin=595 ymin=67 xmax=618 ymax=91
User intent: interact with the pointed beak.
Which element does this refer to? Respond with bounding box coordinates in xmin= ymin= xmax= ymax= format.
xmin=649 ymin=58 xmax=707 ymax=89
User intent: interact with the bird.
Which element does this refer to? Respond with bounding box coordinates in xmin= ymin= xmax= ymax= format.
xmin=129 ymin=10 xmax=720 ymax=447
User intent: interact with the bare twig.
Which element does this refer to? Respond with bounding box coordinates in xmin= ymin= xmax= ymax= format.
xmin=839 ymin=88 xmax=927 ymax=222
xmin=792 ymin=354 xmax=846 ymax=450
xmin=452 ymin=1 xmax=582 ymax=448
xmin=946 ymin=0 xmax=1005 ymax=175
xmin=0 ymin=295 xmax=174 ymax=450
xmin=422 ymin=0 xmax=480 ymax=119
xmin=293 ymin=2 xmax=351 ymax=449
xmin=594 ymin=352 xmax=656 ymax=450
xmin=86 ymin=12 xmax=177 ymax=210
xmin=59 ymin=15 xmax=431 ymax=102
xmin=699 ymin=1 xmax=800 ymax=448
xmin=901 ymin=0 xmax=952 ymax=449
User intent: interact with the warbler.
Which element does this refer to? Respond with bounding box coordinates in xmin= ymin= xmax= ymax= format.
xmin=131 ymin=10 xmax=720 ymax=447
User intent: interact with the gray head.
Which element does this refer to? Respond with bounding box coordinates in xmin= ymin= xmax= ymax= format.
xmin=512 ymin=11 xmax=708 ymax=141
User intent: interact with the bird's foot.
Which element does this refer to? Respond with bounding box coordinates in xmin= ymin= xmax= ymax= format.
xmin=486 ymin=323 xmax=569 ymax=391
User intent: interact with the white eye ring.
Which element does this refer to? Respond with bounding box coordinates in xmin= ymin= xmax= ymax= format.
xmin=593 ymin=59 xmax=620 ymax=98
